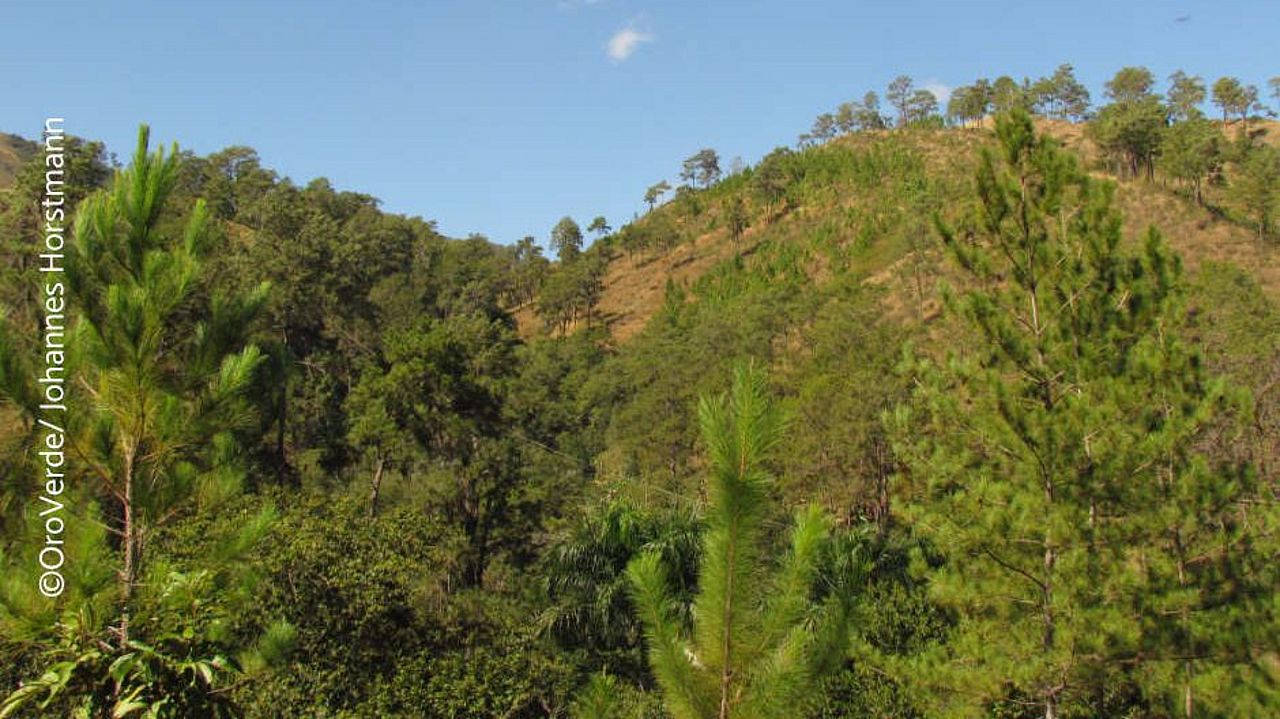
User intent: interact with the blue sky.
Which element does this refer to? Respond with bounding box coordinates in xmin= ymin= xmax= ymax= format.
xmin=2 ymin=1 xmax=1277 ymax=247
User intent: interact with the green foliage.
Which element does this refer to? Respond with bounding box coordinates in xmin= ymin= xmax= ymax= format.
xmin=366 ymin=632 xmax=577 ymax=718
xmin=724 ymin=196 xmax=748 ymax=244
xmin=1212 ymin=76 xmax=1258 ymax=123
xmin=1167 ymin=70 xmax=1207 ymax=121
xmin=809 ymin=532 xmax=951 ymax=718
xmin=1104 ymin=66 xmax=1157 ymax=104
xmin=1030 ymin=64 xmax=1091 ymax=120
xmin=552 ymin=216 xmax=585 ymax=263
xmin=905 ymin=89 xmax=941 ymax=125
xmin=539 ymin=249 xmax=609 ymax=334
xmin=1160 ymin=117 xmax=1222 ymax=204
xmin=779 ymin=282 xmax=906 ymax=521
xmin=628 ymin=364 xmax=853 ymax=719
xmin=2 ymin=499 xmax=290 ymax=718
xmin=1089 ymin=93 xmax=1168 ymax=179
xmin=991 ymin=75 xmax=1029 ymax=114
xmin=227 ymin=492 xmax=438 ymax=715
xmin=1229 ymin=142 xmax=1280 ymax=240
xmin=543 ymin=499 xmax=701 ymax=681
xmin=751 ymin=148 xmax=792 ymax=217
xmin=587 ymin=215 xmax=612 ymax=238
xmin=886 ymin=75 xmax=914 ymax=126
xmin=349 ymin=310 xmax=532 ymax=586
xmin=1 ymin=126 xmax=289 ymax=716
xmin=891 ymin=110 xmax=1275 ymax=718
xmin=4 ymin=63 xmax=1280 ymax=719
xmin=681 ymin=149 xmax=722 ymax=189
xmin=1 ymin=613 xmax=239 ymax=719
xmin=948 ymin=79 xmax=992 ymax=128
xmin=644 ymin=181 xmax=671 ymax=212
xmin=0 ymin=136 xmax=110 ymax=340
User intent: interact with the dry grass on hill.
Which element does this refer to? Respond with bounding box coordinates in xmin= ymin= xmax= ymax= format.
xmin=515 ymin=121 xmax=1279 ymax=343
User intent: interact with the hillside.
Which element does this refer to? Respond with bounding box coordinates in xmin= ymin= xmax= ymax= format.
xmin=2 ymin=103 xmax=1277 ymax=718
xmin=517 ymin=119 xmax=1280 ymax=343
xmin=0 ymin=132 xmax=37 ymax=188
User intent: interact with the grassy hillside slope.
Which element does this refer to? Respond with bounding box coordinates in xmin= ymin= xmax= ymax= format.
xmin=0 ymin=133 xmax=37 ymax=188
xmin=517 ymin=120 xmax=1278 ymax=344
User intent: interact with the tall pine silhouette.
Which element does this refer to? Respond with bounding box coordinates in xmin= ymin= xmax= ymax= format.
xmin=890 ymin=110 xmax=1273 ymax=719
xmin=628 ymin=363 xmax=851 ymax=719
xmin=1 ymin=126 xmax=289 ymax=718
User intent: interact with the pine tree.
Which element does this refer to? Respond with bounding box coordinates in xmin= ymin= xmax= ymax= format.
xmin=1160 ymin=117 xmax=1222 ymax=204
xmin=69 ymin=125 xmax=271 ymax=642
xmin=628 ymin=363 xmax=851 ymax=719
xmin=725 ymin=196 xmax=749 ymax=246
xmin=890 ymin=110 xmax=1273 ymax=719
xmin=887 ymin=76 xmax=914 ymax=126
xmin=1230 ymin=143 xmax=1280 ymax=240
xmin=551 ymin=216 xmax=584 ymax=263
xmin=1 ymin=126 xmax=289 ymax=717
xmin=1167 ymin=70 xmax=1207 ymax=121
xmin=645 ymin=181 xmax=671 ymax=212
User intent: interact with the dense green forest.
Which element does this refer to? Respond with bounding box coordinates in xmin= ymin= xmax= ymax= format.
xmin=1 ymin=66 xmax=1278 ymax=718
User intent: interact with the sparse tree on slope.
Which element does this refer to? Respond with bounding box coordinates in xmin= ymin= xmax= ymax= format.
xmin=834 ymin=102 xmax=856 ymax=134
xmin=725 ymin=196 xmax=748 ymax=246
xmin=948 ymin=80 xmax=992 ymax=128
xmin=1212 ymin=76 xmax=1253 ymax=124
xmin=682 ymin=149 xmax=722 ymax=188
xmin=811 ymin=113 xmax=837 ymax=142
xmin=1167 ymin=70 xmax=1207 ymax=121
xmin=751 ymin=147 xmax=792 ymax=219
xmin=887 ymin=75 xmax=914 ymax=126
xmin=1105 ymin=65 xmax=1157 ymax=104
xmin=1160 ymin=116 xmax=1222 ymax=204
xmin=587 ymin=215 xmax=611 ymax=238
xmin=905 ymin=89 xmax=940 ymax=124
xmin=991 ymin=75 xmax=1027 ymax=114
xmin=645 ymin=180 xmax=671 ymax=212
xmin=1090 ymin=68 xmax=1169 ymax=180
xmin=857 ymin=91 xmax=888 ymax=130
xmin=1231 ymin=143 xmax=1280 ymax=240
xmin=552 ymin=215 xmax=584 ymax=263
xmin=1032 ymin=64 xmax=1091 ymax=120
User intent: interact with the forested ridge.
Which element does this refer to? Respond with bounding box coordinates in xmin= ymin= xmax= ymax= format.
xmin=0 ymin=66 xmax=1278 ymax=718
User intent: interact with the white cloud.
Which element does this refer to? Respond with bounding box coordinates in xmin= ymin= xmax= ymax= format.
xmin=922 ymin=81 xmax=952 ymax=106
xmin=607 ymin=26 xmax=654 ymax=62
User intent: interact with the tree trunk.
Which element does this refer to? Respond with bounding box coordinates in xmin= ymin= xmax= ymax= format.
xmin=276 ymin=377 xmax=289 ymax=483
xmin=368 ymin=455 xmax=386 ymax=518
xmin=1043 ymin=478 xmax=1057 ymax=719
xmin=119 ymin=441 xmax=137 ymax=647
xmin=1177 ymin=541 xmax=1194 ymax=719
xmin=718 ymin=521 xmax=738 ymax=719
xmin=874 ymin=438 xmax=892 ymax=537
